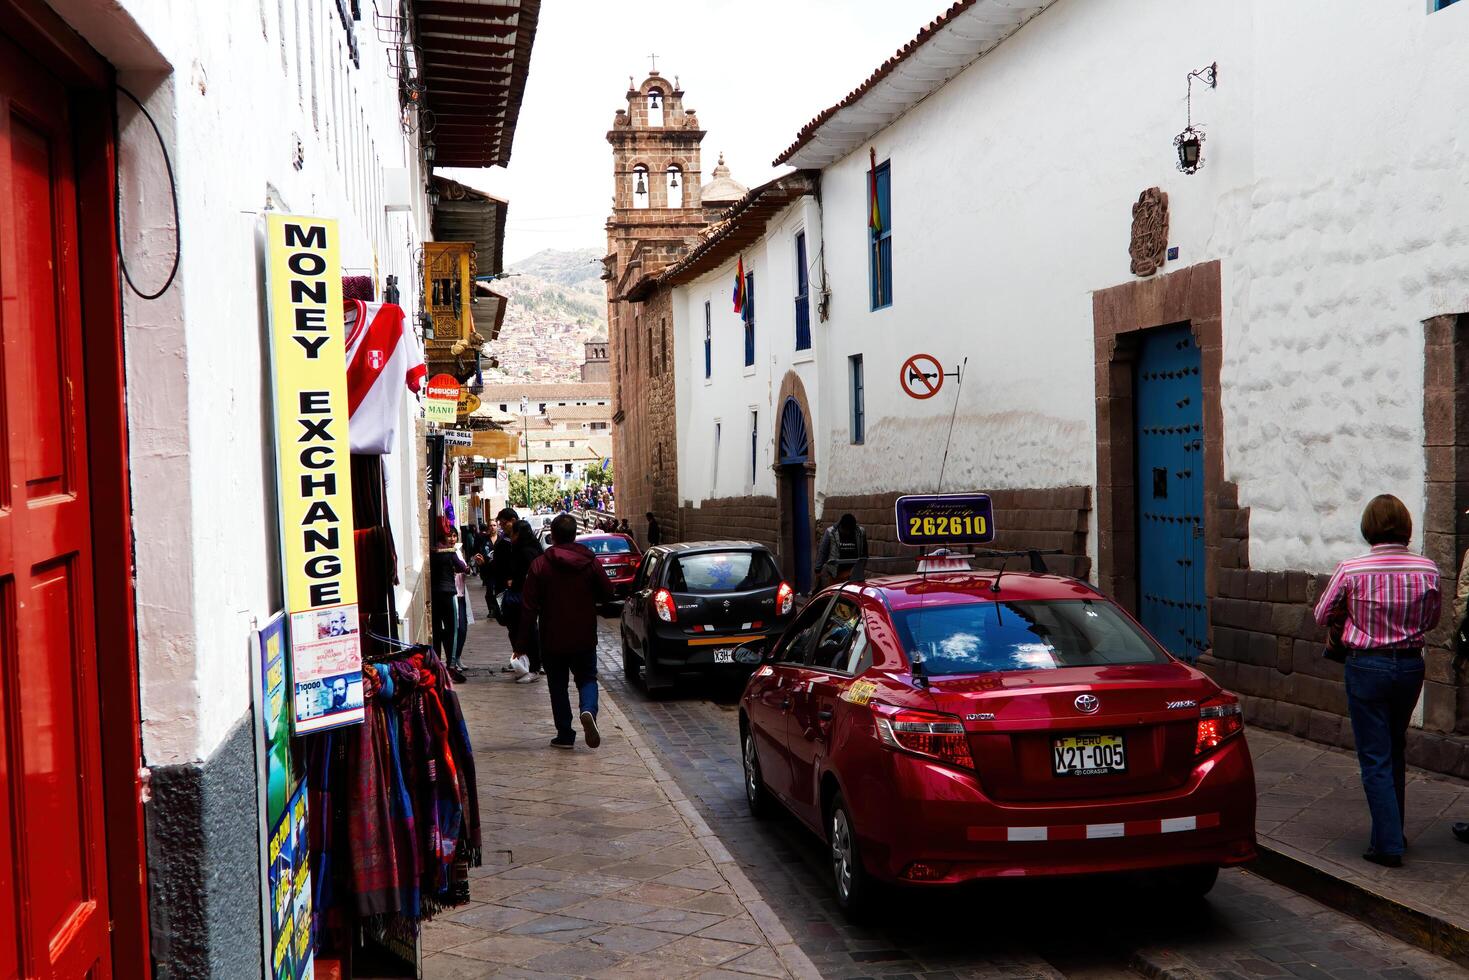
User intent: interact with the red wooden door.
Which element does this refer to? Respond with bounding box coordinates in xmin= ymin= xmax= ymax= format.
xmin=0 ymin=34 xmax=113 ymax=980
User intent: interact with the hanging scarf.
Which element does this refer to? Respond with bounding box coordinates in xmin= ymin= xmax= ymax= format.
xmin=373 ymin=664 xmax=423 ymax=923
xmin=347 ymin=666 xmax=401 ymax=919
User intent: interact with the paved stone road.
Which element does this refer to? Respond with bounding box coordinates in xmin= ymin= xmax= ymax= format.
xmin=593 ymin=626 xmax=1464 ymax=979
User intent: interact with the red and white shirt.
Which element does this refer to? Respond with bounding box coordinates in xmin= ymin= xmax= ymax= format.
xmin=344 ymin=300 xmax=425 ymax=454
xmin=1312 ymin=544 xmax=1442 ymax=650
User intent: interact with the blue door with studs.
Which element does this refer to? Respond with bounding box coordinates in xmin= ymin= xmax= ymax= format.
xmin=1135 ymin=324 xmax=1205 ymax=661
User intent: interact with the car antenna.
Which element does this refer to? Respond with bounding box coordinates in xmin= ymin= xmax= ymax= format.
xmin=990 ymin=553 xmax=1010 ymax=593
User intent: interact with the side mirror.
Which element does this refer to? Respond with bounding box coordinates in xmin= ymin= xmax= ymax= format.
xmin=734 ymin=639 xmax=770 ymax=665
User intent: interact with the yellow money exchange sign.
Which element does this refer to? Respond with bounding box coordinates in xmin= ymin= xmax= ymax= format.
xmin=265 ymin=213 xmax=364 ymax=734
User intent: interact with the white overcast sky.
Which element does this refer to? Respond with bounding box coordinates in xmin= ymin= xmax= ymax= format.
xmin=438 ymin=0 xmax=954 ymax=266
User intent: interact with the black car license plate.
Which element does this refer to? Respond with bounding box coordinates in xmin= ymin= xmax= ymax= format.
xmin=1051 ymin=733 xmax=1126 ymax=776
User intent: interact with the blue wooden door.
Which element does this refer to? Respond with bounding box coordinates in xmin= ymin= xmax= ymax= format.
xmin=1135 ymin=324 xmax=1206 ymax=661
xmin=780 ymin=398 xmax=813 ymax=594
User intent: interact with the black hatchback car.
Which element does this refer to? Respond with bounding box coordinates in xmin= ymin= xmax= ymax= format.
xmin=620 ymin=541 xmax=795 ymax=690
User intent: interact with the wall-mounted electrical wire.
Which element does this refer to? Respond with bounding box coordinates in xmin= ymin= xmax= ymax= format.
xmin=115 ymin=86 xmax=181 ymax=301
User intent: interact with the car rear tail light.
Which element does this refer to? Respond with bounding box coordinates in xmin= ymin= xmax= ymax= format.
xmin=874 ymin=705 xmax=974 ymax=770
xmin=900 ymin=861 xmax=952 ymax=882
xmin=1195 ymin=693 xmax=1243 ymax=756
xmin=652 ymin=588 xmax=677 ymax=623
xmin=776 ymin=581 xmax=794 ymax=616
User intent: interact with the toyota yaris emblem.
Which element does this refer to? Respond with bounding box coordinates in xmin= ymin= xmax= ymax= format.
xmin=1074 ymin=694 xmax=1100 ymax=714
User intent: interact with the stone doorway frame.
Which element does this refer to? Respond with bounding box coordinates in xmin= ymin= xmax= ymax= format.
xmin=1092 ymin=260 xmax=1225 ymax=621
xmin=774 ymin=371 xmax=816 ymax=590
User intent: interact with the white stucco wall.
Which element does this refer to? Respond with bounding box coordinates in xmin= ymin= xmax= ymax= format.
xmin=674 ymin=198 xmax=822 ymax=505
xmin=58 ymin=0 xmax=434 ymax=766
xmin=810 ymin=0 xmax=1469 ymax=574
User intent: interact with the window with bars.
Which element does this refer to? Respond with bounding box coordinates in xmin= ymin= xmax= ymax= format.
xmin=869 ymin=161 xmax=892 ymax=310
xmin=743 ymin=271 xmax=756 ymax=367
xmin=794 ymin=230 xmax=811 ymax=350
xmin=749 ymin=410 xmax=759 ymax=485
xmin=849 ymin=354 xmax=865 ymax=444
xmin=703 ymin=301 xmax=712 ymax=379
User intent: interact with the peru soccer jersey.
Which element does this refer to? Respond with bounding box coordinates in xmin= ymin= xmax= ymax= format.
xmin=344 ymin=300 xmax=426 ymax=454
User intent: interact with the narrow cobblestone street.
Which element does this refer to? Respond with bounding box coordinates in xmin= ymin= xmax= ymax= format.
xmin=588 ymin=624 xmax=1466 ymax=979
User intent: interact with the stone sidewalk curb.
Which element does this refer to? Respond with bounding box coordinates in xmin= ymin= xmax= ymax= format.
xmin=597 ymin=691 xmax=824 ymax=980
xmin=1248 ymin=840 xmax=1469 ymax=970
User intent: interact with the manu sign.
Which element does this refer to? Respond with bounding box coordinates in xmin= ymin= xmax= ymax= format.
xmin=265 ymin=213 xmax=364 ymax=734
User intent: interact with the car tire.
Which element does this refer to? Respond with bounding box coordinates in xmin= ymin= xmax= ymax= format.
xmin=1158 ymin=864 xmax=1219 ymax=899
xmin=742 ymin=727 xmax=774 ymax=820
xmin=827 ymin=792 xmax=873 ymax=918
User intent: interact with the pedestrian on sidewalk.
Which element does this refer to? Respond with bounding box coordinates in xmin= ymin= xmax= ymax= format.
xmin=520 ymin=513 xmax=614 ymax=750
xmin=1313 ymin=494 xmax=1441 ymax=868
xmin=646 ymin=511 xmax=661 ymax=547
xmin=430 ymin=517 xmax=470 ymax=674
xmin=501 ymin=515 xmax=545 ymax=682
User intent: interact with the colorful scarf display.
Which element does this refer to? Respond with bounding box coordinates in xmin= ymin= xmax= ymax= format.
xmin=306 ymin=646 xmax=479 ymax=946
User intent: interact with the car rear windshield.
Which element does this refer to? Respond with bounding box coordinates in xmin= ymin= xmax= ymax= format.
xmin=891 ymin=599 xmax=1169 ymax=676
xmin=668 ymin=551 xmax=781 ymax=594
xmin=581 ymin=536 xmax=632 ymax=554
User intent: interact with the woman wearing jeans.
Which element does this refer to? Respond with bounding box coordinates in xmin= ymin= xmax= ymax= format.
xmin=1313 ymin=494 xmax=1441 ymax=868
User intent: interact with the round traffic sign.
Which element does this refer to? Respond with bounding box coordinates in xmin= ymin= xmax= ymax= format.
xmin=900 ymin=354 xmax=944 ymax=400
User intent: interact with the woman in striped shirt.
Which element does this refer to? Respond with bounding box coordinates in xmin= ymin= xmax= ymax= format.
xmin=1313 ymin=494 xmax=1441 ymax=868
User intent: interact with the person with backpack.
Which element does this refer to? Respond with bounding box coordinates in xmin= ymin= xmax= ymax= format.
xmin=520 ymin=514 xmax=614 ymax=749
xmin=815 ymin=513 xmax=868 ymax=589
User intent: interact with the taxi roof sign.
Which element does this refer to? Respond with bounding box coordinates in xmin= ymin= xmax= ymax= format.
xmin=895 ymin=493 xmax=995 ymax=546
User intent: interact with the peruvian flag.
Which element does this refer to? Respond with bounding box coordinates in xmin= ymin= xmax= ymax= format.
xmin=344 ymin=299 xmax=426 ymax=455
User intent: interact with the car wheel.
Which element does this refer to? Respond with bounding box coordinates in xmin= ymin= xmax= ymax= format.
xmin=1158 ymin=864 xmax=1219 ymax=899
xmin=828 ymin=793 xmax=872 ymax=917
xmin=742 ymin=727 xmax=773 ymax=819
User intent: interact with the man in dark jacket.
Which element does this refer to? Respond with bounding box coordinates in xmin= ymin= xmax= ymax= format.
xmin=645 ymin=511 xmax=661 ymax=547
xmin=520 ymin=513 xmax=614 ymax=749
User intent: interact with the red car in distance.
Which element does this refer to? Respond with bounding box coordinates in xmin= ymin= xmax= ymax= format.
xmin=736 ymin=567 xmax=1257 ymax=915
xmin=578 ymin=532 xmax=642 ymax=598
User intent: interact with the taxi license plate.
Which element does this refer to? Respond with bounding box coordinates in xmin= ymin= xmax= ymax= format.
xmin=603 ymin=567 xmax=617 ymax=577
xmin=713 ymin=649 xmax=736 ymax=664
xmin=1051 ymin=733 xmax=1126 ymax=776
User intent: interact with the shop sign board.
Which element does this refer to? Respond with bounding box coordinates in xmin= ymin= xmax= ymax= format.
xmin=457 ymin=390 xmax=481 ymax=418
xmin=264 ymin=213 xmax=365 ymax=735
xmin=425 ymin=373 xmax=460 ymax=423
xmin=252 ymin=613 xmax=315 ymax=980
xmin=441 ymin=429 xmax=474 ymax=446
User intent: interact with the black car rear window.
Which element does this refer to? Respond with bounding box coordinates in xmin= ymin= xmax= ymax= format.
xmin=667 ymin=551 xmax=780 ymax=594
xmin=891 ymin=599 xmax=1169 ymax=676
xmin=581 ymin=536 xmax=632 ymax=554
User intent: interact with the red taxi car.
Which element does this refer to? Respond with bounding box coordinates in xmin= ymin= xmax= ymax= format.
xmin=578 ymin=532 xmax=642 ymax=598
xmin=736 ymin=565 xmax=1256 ymax=914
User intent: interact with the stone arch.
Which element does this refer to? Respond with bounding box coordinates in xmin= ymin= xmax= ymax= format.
xmin=774 ymin=371 xmax=816 ymax=592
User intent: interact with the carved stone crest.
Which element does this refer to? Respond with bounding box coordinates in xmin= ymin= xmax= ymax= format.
xmin=1129 ymin=187 xmax=1169 ymax=277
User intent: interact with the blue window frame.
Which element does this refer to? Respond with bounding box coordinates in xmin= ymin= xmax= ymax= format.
xmin=703 ymin=301 xmax=712 ymax=379
xmin=1434 ymin=0 xmax=1460 ymax=9
xmin=869 ymin=161 xmax=892 ymax=310
xmin=849 ymin=354 xmax=865 ymax=444
xmin=794 ymin=231 xmax=811 ymax=350
xmin=743 ymin=271 xmax=756 ymax=367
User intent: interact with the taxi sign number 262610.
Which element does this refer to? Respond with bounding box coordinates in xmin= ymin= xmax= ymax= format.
xmin=894 ymin=493 xmax=996 ymax=546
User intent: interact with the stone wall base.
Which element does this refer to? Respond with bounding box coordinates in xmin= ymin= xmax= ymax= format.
xmin=679 ymin=495 xmax=781 ymax=553
xmin=145 ymin=711 xmax=263 ymax=979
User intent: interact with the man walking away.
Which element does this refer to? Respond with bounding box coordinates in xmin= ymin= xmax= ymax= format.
xmin=646 ymin=511 xmax=662 ymax=547
xmin=521 ymin=514 xmax=614 ymax=749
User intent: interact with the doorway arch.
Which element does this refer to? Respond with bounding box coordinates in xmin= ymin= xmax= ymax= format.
xmin=778 ymin=394 xmax=814 ymax=593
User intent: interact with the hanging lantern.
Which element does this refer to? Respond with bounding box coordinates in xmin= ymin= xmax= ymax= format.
xmin=1174 ymin=126 xmax=1205 ymax=174
xmin=427 ymin=185 xmax=441 ymax=207
xmin=424 ymin=140 xmax=437 ymax=165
